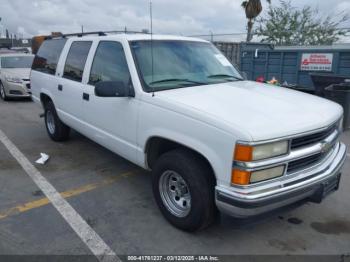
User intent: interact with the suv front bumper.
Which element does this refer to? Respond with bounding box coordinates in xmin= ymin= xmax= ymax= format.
xmin=215 ymin=142 xmax=347 ymax=218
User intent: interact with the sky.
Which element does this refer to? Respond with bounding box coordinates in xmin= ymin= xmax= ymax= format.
xmin=0 ymin=0 xmax=349 ymax=42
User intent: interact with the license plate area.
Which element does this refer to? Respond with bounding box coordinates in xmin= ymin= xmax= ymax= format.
xmin=309 ymin=173 xmax=341 ymax=203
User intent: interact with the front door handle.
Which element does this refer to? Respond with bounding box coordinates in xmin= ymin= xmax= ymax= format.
xmin=83 ymin=93 xmax=89 ymax=101
xmin=58 ymin=84 xmax=63 ymax=91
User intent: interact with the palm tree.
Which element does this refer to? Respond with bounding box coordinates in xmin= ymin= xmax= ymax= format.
xmin=242 ymin=0 xmax=271 ymax=42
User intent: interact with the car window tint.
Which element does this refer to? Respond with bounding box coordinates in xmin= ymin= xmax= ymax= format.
xmin=32 ymin=39 xmax=67 ymax=75
xmin=63 ymin=41 xmax=92 ymax=82
xmin=89 ymin=41 xmax=131 ymax=87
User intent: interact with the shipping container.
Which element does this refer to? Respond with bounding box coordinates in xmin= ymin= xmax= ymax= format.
xmin=240 ymin=44 xmax=350 ymax=90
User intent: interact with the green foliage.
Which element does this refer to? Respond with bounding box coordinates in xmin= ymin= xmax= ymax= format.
xmin=256 ymin=0 xmax=349 ymax=45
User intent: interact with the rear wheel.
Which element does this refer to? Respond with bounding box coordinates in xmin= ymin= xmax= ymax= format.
xmin=0 ymin=82 xmax=8 ymax=101
xmin=44 ymin=100 xmax=70 ymax=141
xmin=152 ymin=149 xmax=217 ymax=231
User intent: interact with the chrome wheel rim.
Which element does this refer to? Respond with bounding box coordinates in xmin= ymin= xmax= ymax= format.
xmin=46 ymin=110 xmax=56 ymax=134
xmin=159 ymin=170 xmax=191 ymax=217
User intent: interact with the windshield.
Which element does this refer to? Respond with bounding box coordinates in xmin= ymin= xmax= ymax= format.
xmin=1 ymin=56 xmax=34 ymax=68
xmin=130 ymin=40 xmax=243 ymax=92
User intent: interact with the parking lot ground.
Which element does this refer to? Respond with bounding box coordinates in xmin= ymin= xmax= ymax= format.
xmin=0 ymin=99 xmax=350 ymax=257
xmin=0 ymin=135 xmax=93 ymax=255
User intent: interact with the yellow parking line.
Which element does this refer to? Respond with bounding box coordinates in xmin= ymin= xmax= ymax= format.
xmin=0 ymin=170 xmax=136 ymax=220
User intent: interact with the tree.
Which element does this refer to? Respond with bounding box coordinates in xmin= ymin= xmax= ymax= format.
xmin=241 ymin=0 xmax=271 ymax=42
xmin=256 ymin=1 xmax=350 ymax=45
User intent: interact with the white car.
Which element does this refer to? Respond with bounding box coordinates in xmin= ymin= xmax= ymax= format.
xmin=30 ymin=33 xmax=347 ymax=231
xmin=0 ymin=53 xmax=34 ymax=100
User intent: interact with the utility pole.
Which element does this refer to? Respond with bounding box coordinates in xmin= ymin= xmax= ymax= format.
xmin=0 ymin=17 xmax=2 ymax=38
xmin=81 ymin=25 xmax=84 ymax=34
xmin=210 ymin=30 xmax=214 ymax=42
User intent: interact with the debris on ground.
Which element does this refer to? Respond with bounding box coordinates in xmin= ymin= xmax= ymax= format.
xmin=35 ymin=153 xmax=50 ymax=165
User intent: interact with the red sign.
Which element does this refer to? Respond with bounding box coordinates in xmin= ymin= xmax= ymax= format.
xmin=300 ymin=53 xmax=333 ymax=71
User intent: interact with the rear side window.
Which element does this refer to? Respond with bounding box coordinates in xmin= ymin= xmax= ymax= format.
xmin=88 ymin=41 xmax=131 ymax=86
xmin=63 ymin=41 xmax=92 ymax=82
xmin=32 ymin=39 xmax=67 ymax=75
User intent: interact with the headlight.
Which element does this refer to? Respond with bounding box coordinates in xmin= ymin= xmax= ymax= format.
xmin=232 ymin=141 xmax=289 ymax=185
xmin=234 ymin=141 xmax=289 ymax=161
xmin=250 ymin=166 xmax=285 ymax=183
xmin=231 ymin=166 xmax=285 ymax=185
xmin=5 ymin=76 xmax=22 ymax=84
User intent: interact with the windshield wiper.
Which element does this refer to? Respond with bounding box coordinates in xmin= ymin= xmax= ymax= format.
xmin=207 ymin=74 xmax=243 ymax=81
xmin=149 ymin=78 xmax=205 ymax=85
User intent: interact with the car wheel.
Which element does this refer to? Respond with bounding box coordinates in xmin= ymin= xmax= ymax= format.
xmin=44 ymin=100 xmax=70 ymax=141
xmin=0 ymin=82 xmax=8 ymax=101
xmin=152 ymin=149 xmax=217 ymax=232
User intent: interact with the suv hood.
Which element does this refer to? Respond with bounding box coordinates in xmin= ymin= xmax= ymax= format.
xmin=155 ymin=81 xmax=343 ymax=141
xmin=1 ymin=68 xmax=31 ymax=80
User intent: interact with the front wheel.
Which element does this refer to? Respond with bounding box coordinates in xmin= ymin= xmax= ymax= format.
xmin=0 ymin=82 xmax=8 ymax=101
xmin=44 ymin=101 xmax=70 ymax=141
xmin=152 ymin=149 xmax=217 ymax=231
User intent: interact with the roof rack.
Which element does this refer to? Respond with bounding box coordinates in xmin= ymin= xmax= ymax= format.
xmin=45 ymin=30 xmax=149 ymax=40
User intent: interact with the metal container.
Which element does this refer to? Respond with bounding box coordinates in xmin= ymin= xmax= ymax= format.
xmin=240 ymin=44 xmax=350 ymax=92
xmin=324 ymin=83 xmax=350 ymax=130
xmin=310 ymin=73 xmax=349 ymax=97
xmin=213 ymin=42 xmax=241 ymax=67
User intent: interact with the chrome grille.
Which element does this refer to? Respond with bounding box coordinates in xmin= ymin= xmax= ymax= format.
xmin=291 ymin=124 xmax=337 ymax=150
xmin=287 ymin=124 xmax=339 ymax=174
xmin=287 ymin=153 xmax=325 ymax=173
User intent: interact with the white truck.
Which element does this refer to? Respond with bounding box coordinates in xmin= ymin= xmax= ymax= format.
xmin=30 ymin=32 xmax=347 ymax=231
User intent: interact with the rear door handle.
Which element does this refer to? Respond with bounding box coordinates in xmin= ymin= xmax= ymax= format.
xmin=83 ymin=93 xmax=89 ymax=101
xmin=58 ymin=84 xmax=63 ymax=91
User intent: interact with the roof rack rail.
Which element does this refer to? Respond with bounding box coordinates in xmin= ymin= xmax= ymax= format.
xmin=45 ymin=30 xmax=149 ymax=40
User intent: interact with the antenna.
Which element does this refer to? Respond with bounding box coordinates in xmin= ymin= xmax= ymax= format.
xmin=150 ymin=1 xmax=155 ymax=97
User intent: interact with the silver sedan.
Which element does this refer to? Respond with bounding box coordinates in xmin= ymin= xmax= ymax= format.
xmin=0 ymin=54 xmax=34 ymax=100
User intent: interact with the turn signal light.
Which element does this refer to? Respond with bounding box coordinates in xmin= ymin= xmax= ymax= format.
xmin=231 ymin=169 xmax=251 ymax=185
xmin=234 ymin=144 xmax=253 ymax=162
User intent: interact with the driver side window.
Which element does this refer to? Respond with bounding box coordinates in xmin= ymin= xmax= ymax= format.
xmin=89 ymin=41 xmax=131 ymax=87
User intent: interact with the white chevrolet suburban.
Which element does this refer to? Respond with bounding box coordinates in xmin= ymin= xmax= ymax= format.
xmin=30 ymin=32 xmax=347 ymax=231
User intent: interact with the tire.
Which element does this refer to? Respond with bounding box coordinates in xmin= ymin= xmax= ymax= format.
xmin=0 ymin=82 xmax=8 ymax=101
xmin=152 ymin=149 xmax=217 ymax=231
xmin=44 ymin=100 xmax=70 ymax=141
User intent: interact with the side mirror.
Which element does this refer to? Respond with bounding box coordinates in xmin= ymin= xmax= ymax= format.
xmin=94 ymin=81 xmax=134 ymax=97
